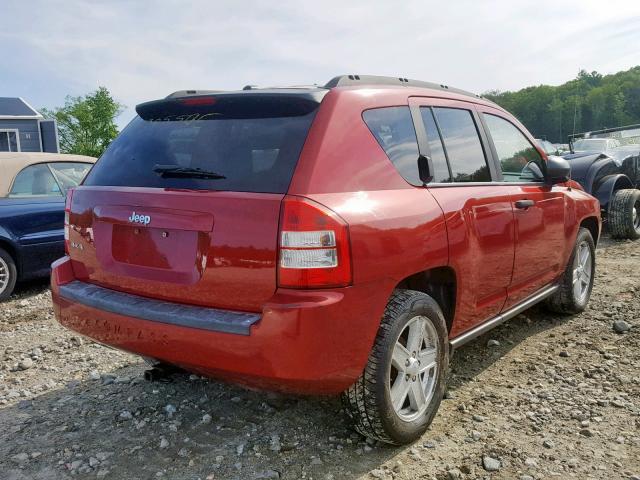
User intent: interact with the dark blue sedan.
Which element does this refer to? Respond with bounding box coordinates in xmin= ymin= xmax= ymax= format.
xmin=0 ymin=153 xmax=95 ymax=300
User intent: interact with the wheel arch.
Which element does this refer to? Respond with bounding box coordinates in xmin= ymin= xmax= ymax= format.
xmin=394 ymin=266 xmax=457 ymax=334
xmin=593 ymin=174 xmax=634 ymax=214
xmin=579 ymin=216 xmax=600 ymax=246
xmin=0 ymin=236 xmax=19 ymax=276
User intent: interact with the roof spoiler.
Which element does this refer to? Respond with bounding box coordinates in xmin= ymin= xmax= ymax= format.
xmin=165 ymin=90 xmax=226 ymax=99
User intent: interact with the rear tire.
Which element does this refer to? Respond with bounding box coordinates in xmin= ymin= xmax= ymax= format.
xmin=0 ymin=248 xmax=17 ymax=302
xmin=342 ymin=290 xmax=449 ymax=445
xmin=609 ymin=188 xmax=640 ymax=240
xmin=546 ymin=227 xmax=595 ymax=314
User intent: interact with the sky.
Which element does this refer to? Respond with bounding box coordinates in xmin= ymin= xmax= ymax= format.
xmin=2 ymin=0 xmax=640 ymax=128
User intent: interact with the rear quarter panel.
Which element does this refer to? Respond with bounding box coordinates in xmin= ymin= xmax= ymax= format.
xmin=290 ymin=88 xmax=450 ymax=350
xmin=307 ymin=189 xmax=448 ymax=374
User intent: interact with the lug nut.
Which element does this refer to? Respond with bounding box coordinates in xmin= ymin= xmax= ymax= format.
xmin=405 ymin=359 xmax=410 ymax=367
xmin=412 ymin=375 xmax=417 ymax=381
xmin=405 ymin=374 xmax=410 ymax=381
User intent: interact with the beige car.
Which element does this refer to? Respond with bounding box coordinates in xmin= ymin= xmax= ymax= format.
xmin=0 ymin=152 xmax=96 ymax=300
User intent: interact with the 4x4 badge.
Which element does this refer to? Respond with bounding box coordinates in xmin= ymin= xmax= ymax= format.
xmin=128 ymin=211 xmax=151 ymax=225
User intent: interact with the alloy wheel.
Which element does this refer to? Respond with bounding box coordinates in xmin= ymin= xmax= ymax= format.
xmin=0 ymin=256 xmax=9 ymax=295
xmin=389 ymin=315 xmax=439 ymax=421
xmin=572 ymin=241 xmax=592 ymax=303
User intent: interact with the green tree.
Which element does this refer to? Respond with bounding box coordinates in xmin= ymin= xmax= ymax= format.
xmin=547 ymin=97 xmax=564 ymax=140
xmin=42 ymin=87 xmax=124 ymax=157
xmin=484 ymin=66 xmax=640 ymax=143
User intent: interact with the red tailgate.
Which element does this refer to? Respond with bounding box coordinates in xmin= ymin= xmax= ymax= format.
xmin=67 ymin=187 xmax=282 ymax=312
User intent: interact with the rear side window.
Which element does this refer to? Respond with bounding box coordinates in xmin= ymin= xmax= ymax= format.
xmin=10 ymin=164 xmax=62 ymax=197
xmin=362 ymin=106 xmax=420 ymax=185
xmin=432 ymin=108 xmax=490 ymax=182
xmin=84 ymin=95 xmax=320 ymax=194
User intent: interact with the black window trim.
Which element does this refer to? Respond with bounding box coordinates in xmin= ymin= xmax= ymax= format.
xmin=429 ymin=107 xmax=454 ymax=181
xmin=469 ymin=106 xmax=500 ymax=181
xmin=410 ymin=100 xmax=499 ymax=184
xmin=409 ymin=105 xmax=454 ymax=183
xmin=408 ymin=104 xmax=433 ymax=183
xmin=476 ymin=109 xmax=548 ymax=185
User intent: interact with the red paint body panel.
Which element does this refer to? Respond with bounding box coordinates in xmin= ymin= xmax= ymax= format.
xmin=52 ymin=84 xmax=601 ymax=395
xmin=67 ymin=187 xmax=282 ymax=312
xmin=52 ymin=256 xmax=393 ymax=394
xmin=505 ymin=185 xmax=567 ymax=308
xmin=427 ymin=186 xmax=515 ymax=336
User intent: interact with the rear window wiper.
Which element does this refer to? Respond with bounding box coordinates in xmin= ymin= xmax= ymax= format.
xmin=153 ymin=164 xmax=226 ymax=179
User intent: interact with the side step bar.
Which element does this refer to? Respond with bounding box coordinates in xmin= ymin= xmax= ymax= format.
xmin=449 ymin=284 xmax=559 ymax=349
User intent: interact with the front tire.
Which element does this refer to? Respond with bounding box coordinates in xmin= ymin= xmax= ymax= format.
xmin=342 ymin=290 xmax=449 ymax=445
xmin=0 ymin=248 xmax=17 ymax=302
xmin=609 ymin=188 xmax=640 ymax=239
xmin=546 ymin=227 xmax=595 ymax=314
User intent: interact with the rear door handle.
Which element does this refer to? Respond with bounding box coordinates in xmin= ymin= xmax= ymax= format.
xmin=514 ymin=199 xmax=535 ymax=209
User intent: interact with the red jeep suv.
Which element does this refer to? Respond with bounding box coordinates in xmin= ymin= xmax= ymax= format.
xmin=52 ymin=75 xmax=600 ymax=444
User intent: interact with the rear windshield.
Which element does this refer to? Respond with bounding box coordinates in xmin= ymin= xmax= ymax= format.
xmin=84 ymin=95 xmax=319 ymax=193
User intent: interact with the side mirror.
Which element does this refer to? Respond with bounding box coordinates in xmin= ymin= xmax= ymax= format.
xmin=546 ymin=155 xmax=571 ymax=184
xmin=418 ymin=154 xmax=433 ymax=184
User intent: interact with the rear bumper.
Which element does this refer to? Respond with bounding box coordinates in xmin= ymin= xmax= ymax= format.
xmin=51 ymin=256 xmax=391 ymax=394
xmin=58 ymin=280 xmax=260 ymax=335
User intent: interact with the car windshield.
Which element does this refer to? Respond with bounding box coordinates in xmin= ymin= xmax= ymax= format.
xmin=49 ymin=162 xmax=93 ymax=190
xmin=609 ymin=145 xmax=640 ymax=163
xmin=536 ymin=140 xmax=556 ymax=155
xmin=573 ymin=139 xmax=609 ymax=152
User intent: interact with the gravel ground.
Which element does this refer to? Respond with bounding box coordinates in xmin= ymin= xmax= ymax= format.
xmin=1 ymin=236 xmax=638 ymax=480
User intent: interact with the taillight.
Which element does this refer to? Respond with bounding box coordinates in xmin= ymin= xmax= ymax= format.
xmin=64 ymin=188 xmax=74 ymax=254
xmin=278 ymin=196 xmax=352 ymax=288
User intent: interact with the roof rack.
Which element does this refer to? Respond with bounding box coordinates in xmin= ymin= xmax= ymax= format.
xmin=165 ymin=90 xmax=225 ymax=99
xmin=163 ymin=76 xmax=483 ymax=101
xmin=324 ymin=75 xmax=482 ymax=99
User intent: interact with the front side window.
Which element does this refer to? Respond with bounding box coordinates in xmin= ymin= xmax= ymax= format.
xmin=573 ymin=138 xmax=607 ymax=152
xmin=432 ymin=108 xmax=490 ymax=182
xmin=483 ymin=114 xmax=544 ymax=182
xmin=363 ymin=106 xmax=420 ymax=185
xmin=10 ymin=164 xmax=62 ymax=197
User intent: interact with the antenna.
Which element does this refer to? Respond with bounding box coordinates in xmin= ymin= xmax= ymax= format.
xmin=572 ymin=100 xmax=578 ymax=138
xmin=571 ymin=70 xmax=580 ymax=153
